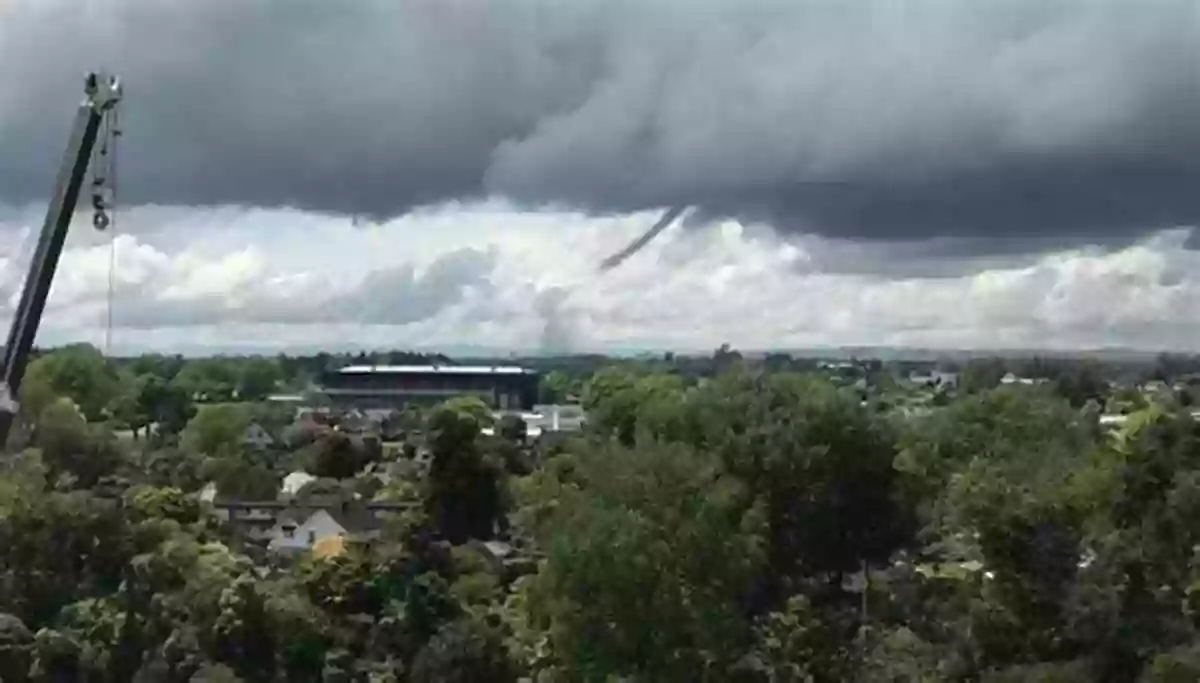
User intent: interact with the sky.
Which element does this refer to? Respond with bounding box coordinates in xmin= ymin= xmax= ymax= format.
xmin=1 ymin=0 xmax=1199 ymax=354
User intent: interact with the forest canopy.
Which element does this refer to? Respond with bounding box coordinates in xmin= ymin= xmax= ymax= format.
xmin=0 ymin=344 xmax=1197 ymax=680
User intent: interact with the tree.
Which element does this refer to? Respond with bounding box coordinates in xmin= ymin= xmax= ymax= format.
xmin=107 ymin=373 xmax=145 ymax=435
xmin=739 ymin=594 xmax=858 ymax=682
xmin=123 ymin=353 xmax=183 ymax=380
xmin=1055 ymin=362 xmax=1110 ymax=409
xmin=204 ymin=458 xmax=280 ymax=501
xmin=111 ymin=374 xmax=196 ymax=440
xmin=492 ymin=415 xmax=533 ymax=475
xmin=692 ymin=372 xmax=915 ymax=590
xmin=538 ymin=370 xmax=577 ymax=404
xmin=896 ymin=385 xmax=1092 ymax=507
xmin=582 ymin=368 xmax=688 ymax=446
xmin=17 ymin=371 xmax=57 ymax=427
xmin=946 ymin=461 xmax=1085 ymax=665
xmin=24 ymin=344 xmax=118 ymax=421
xmin=32 ymin=397 xmax=121 ymax=488
xmin=0 ymin=613 xmax=33 ymax=682
xmin=236 ymin=358 xmax=282 ymax=402
xmin=181 ymin=404 xmax=251 ymax=458
xmin=1109 ymin=386 xmax=1150 ymax=415
xmin=188 ymin=664 xmax=244 ymax=682
xmin=305 ymin=433 xmax=373 ymax=481
xmin=960 ymin=357 xmax=1008 ymax=394
xmin=1074 ymin=409 xmax=1200 ymax=678
xmin=497 ymin=414 xmax=527 ymax=443
xmin=439 ymin=396 xmax=494 ymax=428
xmin=425 ymin=403 xmax=504 ymax=544
xmin=1142 ymin=643 xmax=1200 ymax=682
xmin=514 ymin=439 xmax=765 ymax=680
xmin=146 ymin=378 xmax=198 ymax=438
xmin=409 ymin=618 xmax=516 ymax=683
xmin=0 ymin=488 xmax=130 ymax=625
xmin=171 ymin=359 xmax=238 ymax=403
xmin=712 ymin=342 xmax=744 ymax=374
xmin=141 ymin=447 xmax=206 ymax=491
xmin=13 ymin=351 xmax=1200 ymax=678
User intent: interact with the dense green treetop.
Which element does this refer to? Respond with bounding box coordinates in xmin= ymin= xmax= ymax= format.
xmin=0 ymin=346 xmax=1195 ymax=679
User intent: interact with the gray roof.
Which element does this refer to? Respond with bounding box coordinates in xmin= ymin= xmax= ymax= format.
xmin=213 ymin=499 xmax=415 ymax=511
xmin=268 ymin=503 xmax=384 ymax=535
xmin=327 ymin=504 xmax=383 ymax=534
xmin=338 ymin=364 xmax=534 ymax=375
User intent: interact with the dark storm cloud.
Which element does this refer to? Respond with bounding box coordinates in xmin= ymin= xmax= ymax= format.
xmin=2 ymin=0 xmax=1199 ymax=252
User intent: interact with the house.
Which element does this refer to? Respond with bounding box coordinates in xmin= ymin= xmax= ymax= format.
xmin=199 ymin=481 xmax=218 ymax=504
xmin=242 ymin=422 xmax=275 ymax=450
xmin=213 ymin=501 xmax=290 ymax=542
xmin=282 ymin=416 xmax=331 ymax=448
xmin=266 ymin=502 xmax=383 ymax=554
xmin=379 ymin=411 xmax=406 ymax=441
xmin=1099 ymin=414 xmax=1128 ymax=428
xmin=517 ymin=404 xmax=587 ymax=434
xmin=268 ymin=508 xmax=350 ymax=553
xmin=266 ymin=393 xmax=306 ymax=405
xmin=280 ymin=470 xmax=318 ymax=497
xmin=360 ymin=459 xmax=421 ymax=490
xmin=908 ymin=370 xmax=958 ymax=389
xmin=471 ymin=538 xmax=543 ymax=580
xmin=335 ymin=409 xmax=376 ymax=435
xmin=297 ymin=410 xmax=333 ymax=425
xmin=212 ymin=499 xmax=415 ymax=552
xmin=1000 ymin=372 xmax=1047 ymax=386
xmin=1142 ymin=380 xmax=1170 ymax=395
xmin=312 ymin=535 xmax=349 ymax=559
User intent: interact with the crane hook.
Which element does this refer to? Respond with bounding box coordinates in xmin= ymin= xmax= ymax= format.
xmin=91 ymin=178 xmax=111 ymax=231
xmin=90 ymin=100 xmax=119 ymax=233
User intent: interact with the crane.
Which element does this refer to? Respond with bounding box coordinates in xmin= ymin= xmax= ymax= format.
xmin=0 ymin=72 xmax=122 ymax=447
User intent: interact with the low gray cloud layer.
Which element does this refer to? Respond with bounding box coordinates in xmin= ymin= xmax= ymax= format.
xmin=2 ymin=0 xmax=1199 ymax=253
xmin=102 ymin=247 xmax=497 ymax=330
xmin=5 ymin=203 xmax=1200 ymax=353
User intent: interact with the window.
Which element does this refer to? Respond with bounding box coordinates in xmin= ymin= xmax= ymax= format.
xmin=307 ymin=530 xmax=316 ymax=544
xmin=282 ymin=525 xmax=295 ymax=539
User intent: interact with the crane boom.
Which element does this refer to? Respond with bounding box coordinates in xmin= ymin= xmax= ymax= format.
xmin=0 ymin=72 xmax=122 ymax=447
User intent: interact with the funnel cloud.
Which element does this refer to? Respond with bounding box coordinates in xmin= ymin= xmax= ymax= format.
xmin=600 ymin=206 xmax=687 ymax=270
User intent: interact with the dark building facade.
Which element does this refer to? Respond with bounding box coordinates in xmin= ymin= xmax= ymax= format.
xmin=320 ymin=365 xmax=540 ymax=411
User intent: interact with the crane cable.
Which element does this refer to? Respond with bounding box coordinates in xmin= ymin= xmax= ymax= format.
xmin=90 ymin=97 xmax=120 ymax=354
xmin=106 ymin=105 xmax=120 ymax=355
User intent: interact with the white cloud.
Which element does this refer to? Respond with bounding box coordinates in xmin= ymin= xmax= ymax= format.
xmin=0 ymin=201 xmax=1197 ymax=354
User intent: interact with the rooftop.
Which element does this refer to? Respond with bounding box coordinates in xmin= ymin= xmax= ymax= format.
xmin=337 ymin=364 xmax=535 ymax=375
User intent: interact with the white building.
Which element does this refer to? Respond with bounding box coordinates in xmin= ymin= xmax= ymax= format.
xmin=1000 ymin=372 xmax=1047 ymax=386
xmin=909 ymin=370 xmax=959 ymax=389
xmin=527 ymin=404 xmax=587 ymax=432
xmin=280 ymin=470 xmax=317 ymax=497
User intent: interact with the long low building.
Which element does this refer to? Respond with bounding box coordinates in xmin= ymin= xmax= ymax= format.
xmin=320 ymin=364 xmax=540 ymax=410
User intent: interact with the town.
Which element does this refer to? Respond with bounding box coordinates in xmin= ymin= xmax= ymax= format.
xmin=5 ymin=1 xmax=1199 ymax=679
xmin=0 ymin=341 xmax=1198 ymax=679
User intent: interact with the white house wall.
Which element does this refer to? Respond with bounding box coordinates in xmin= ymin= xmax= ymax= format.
xmin=267 ymin=509 xmax=348 ymax=552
